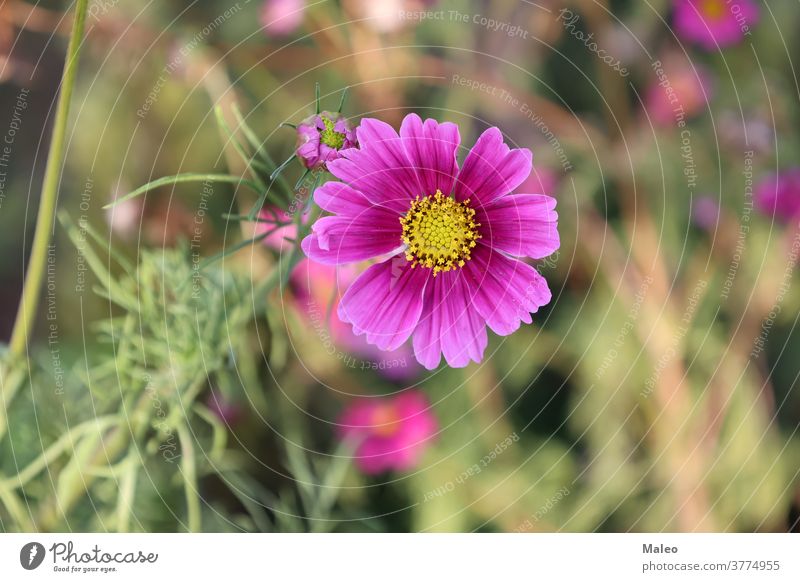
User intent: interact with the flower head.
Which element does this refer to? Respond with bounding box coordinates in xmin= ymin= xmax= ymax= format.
xmin=296 ymin=111 xmax=358 ymax=170
xmin=338 ymin=390 xmax=437 ymax=475
xmin=672 ymin=0 xmax=759 ymax=50
xmin=260 ymin=0 xmax=306 ymax=37
xmin=755 ymin=168 xmax=800 ymax=222
xmin=301 ymin=113 xmax=559 ymax=369
xmin=257 ymin=207 xmax=301 ymax=252
xmin=645 ymin=57 xmax=712 ymax=126
xmin=106 ymin=183 xmax=142 ymax=240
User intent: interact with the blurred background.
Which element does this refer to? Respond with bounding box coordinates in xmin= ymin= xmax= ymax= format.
xmin=0 ymin=0 xmax=799 ymax=532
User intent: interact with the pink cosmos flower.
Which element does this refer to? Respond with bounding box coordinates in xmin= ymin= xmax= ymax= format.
xmin=754 ymin=168 xmax=800 ymax=222
xmin=301 ymin=113 xmax=560 ymax=369
xmin=260 ymin=0 xmax=306 ymax=37
xmin=645 ymin=58 xmax=712 ymax=126
xmin=296 ymin=111 xmax=358 ymax=171
xmin=672 ymin=0 xmax=759 ymax=50
xmin=338 ymin=390 xmax=437 ymax=475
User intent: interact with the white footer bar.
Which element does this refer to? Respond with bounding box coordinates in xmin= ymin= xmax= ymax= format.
xmin=1 ymin=533 xmax=798 ymax=580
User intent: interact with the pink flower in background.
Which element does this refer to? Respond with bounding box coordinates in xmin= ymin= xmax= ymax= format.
xmin=290 ymin=259 xmax=423 ymax=381
xmin=338 ymin=390 xmax=437 ymax=474
xmin=347 ymin=0 xmax=441 ymax=33
xmin=692 ymin=196 xmax=720 ymax=230
xmin=520 ymin=166 xmax=560 ymax=198
xmin=302 ymin=113 xmax=559 ymax=369
xmin=754 ymin=168 xmax=800 ymax=222
xmin=206 ymin=391 xmax=242 ymax=427
xmin=260 ymin=0 xmax=306 ymax=37
xmin=645 ymin=59 xmax=712 ymax=126
xmin=257 ymin=207 xmax=299 ymax=252
xmin=106 ymin=185 xmax=142 ymax=240
xmin=672 ymin=0 xmax=759 ymax=50
xmin=296 ymin=111 xmax=358 ymax=170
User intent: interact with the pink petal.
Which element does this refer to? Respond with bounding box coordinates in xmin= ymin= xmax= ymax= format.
xmin=338 ymin=258 xmax=429 ymax=351
xmin=301 ymin=211 xmax=401 ymax=265
xmin=464 ymin=246 xmax=552 ymax=336
xmin=355 ymin=439 xmax=397 ymax=474
xmin=480 ymin=194 xmax=560 ymax=259
xmin=454 ymin=127 xmax=532 ymax=206
xmin=328 ymin=119 xmax=422 ymax=213
xmin=412 ymin=270 xmax=488 ymax=369
xmin=313 ymin=181 xmax=387 ymax=216
xmin=399 ymin=113 xmax=460 ymax=196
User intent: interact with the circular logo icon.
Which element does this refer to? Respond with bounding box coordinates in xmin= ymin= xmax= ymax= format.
xmin=20 ymin=542 xmax=46 ymax=570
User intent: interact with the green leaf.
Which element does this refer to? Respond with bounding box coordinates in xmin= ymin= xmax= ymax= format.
xmin=103 ymin=174 xmax=261 ymax=209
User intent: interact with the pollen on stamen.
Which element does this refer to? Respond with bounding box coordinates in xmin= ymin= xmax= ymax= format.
xmin=399 ymin=190 xmax=481 ymax=276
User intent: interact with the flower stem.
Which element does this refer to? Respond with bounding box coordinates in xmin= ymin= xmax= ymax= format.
xmin=8 ymin=0 xmax=89 ymax=359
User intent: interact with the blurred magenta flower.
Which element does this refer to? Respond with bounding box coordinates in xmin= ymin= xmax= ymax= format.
xmin=206 ymin=391 xmax=242 ymax=426
xmin=692 ymin=196 xmax=720 ymax=230
xmin=257 ymin=207 xmax=299 ymax=252
xmin=755 ymin=168 xmax=800 ymax=222
xmin=645 ymin=59 xmax=712 ymax=126
xmin=290 ymin=259 xmax=423 ymax=380
xmin=672 ymin=0 xmax=759 ymax=50
xmin=338 ymin=390 xmax=437 ymax=474
xmin=302 ymin=114 xmax=559 ymax=369
xmin=260 ymin=0 xmax=306 ymax=37
xmin=296 ymin=111 xmax=358 ymax=170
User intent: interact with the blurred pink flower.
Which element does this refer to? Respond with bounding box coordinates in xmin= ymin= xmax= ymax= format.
xmin=302 ymin=114 xmax=559 ymax=369
xmin=296 ymin=111 xmax=358 ymax=170
xmin=206 ymin=391 xmax=242 ymax=426
xmin=338 ymin=390 xmax=437 ymax=475
xmin=645 ymin=59 xmax=712 ymax=126
xmin=692 ymin=196 xmax=720 ymax=230
xmin=260 ymin=0 xmax=306 ymax=37
xmin=345 ymin=0 xmax=441 ymax=33
xmin=357 ymin=0 xmax=406 ymax=33
xmin=672 ymin=0 xmax=759 ymax=50
xmin=106 ymin=186 xmax=142 ymax=240
xmin=520 ymin=166 xmax=560 ymax=197
xmin=257 ymin=207 xmax=300 ymax=252
xmin=755 ymin=168 xmax=800 ymax=223
xmin=291 ymin=259 xmax=423 ymax=380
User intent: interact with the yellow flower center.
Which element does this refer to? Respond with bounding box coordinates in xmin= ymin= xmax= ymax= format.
xmin=399 ymin=190 xmax=481 ymax=276
xmin=700 ymin=0 xmax=726 ymax=20
xmin=320 ymin=117 xmax=346 ymax=149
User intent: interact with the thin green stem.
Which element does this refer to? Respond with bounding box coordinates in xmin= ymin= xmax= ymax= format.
xmin=177 ymin=424 xmax=201 ymax=532
xmin=8 ymin=0 xmax=89 ymax=359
